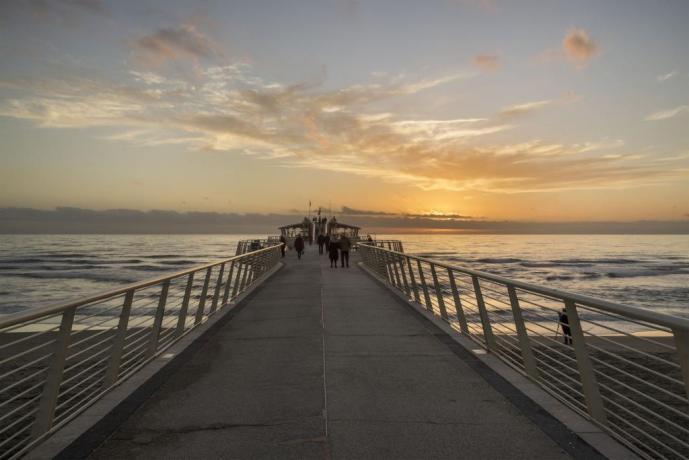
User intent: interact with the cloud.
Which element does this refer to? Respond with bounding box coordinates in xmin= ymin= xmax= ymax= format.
xmin=340 ymin=207 xmax=472 ymax=220
xmin=1 ymin=64 xmax=687 ymax=195
xmin=1 ymin=207 xmax=687 ymax=235
xmin=340 ymin=207 xmax=395 ymax=216
xmin=499 ymin=92 xmax=580 ymax=118
xmin=499 ymin=99 xmax=552 ymax=117
xmin=657 ymin=70 xmax=678 ymax=82
xmin=472 ymin=54 xmax=500 ymax=72
xmin=645 ymin=105 xmax=689 ymax=121
xmin=133 ymin=25 xmax=221 ymax=66
xmin=562 ymin=28 xmax=598 ymax=66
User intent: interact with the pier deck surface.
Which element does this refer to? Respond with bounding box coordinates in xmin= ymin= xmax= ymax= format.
xmin=90 ymin=246 xmax=573 ymax=459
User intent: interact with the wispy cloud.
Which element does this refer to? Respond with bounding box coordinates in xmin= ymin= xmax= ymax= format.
xmin=472 ymin=54 xmax=500 ymax=72
xmin=645 ymin=105 xmax=689 ymax=121
xmin=657 ymin=70 xmax=678 ymax=82
xmin=132 ymin=25 xmax=221 ymax=66
xmin=499 ymin=92 xmax=579 ymax=117
xmin=0 ymin=58 xmax=686 ymax=195
xmin=499 ymin=99 xmax=552 ymax=117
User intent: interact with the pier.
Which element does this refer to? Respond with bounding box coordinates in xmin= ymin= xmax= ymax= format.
xmin=2 ymin=241 xmax=689 ymax=459
xmin=84 ymin=245 xmax=579 ymax=459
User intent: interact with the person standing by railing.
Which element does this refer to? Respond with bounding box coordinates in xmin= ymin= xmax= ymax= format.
xmin=294 ymin=234 xmax=305 ymax=260
xmin=339 ymin=235 xmax=351 ymax=268
xmin=558 ymin=308 xmax=572 ymax=345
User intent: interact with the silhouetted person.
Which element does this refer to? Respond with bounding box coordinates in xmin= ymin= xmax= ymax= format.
xmin=324 ymin=234 xmax=330 ymax=249
xmin=317 ymin=234 xmax=325 ymax=255
xmin=279 ymin=235 xmax=286 ymax=258
xmin=339 ymin=235 xmax=351 ymax=268
xmin=559 ymin=308 xmax=572 ymax=345
xmin=328 ymin=240 xmax=339 ymax=268
xmin=294 ymin=235 xmax=305 ymax=260
xmin=367 ymin=234 xmax=373 ymax=243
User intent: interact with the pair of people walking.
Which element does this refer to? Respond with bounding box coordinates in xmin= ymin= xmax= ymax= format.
xmin=328 ymin=235 xmax=351 ymax=268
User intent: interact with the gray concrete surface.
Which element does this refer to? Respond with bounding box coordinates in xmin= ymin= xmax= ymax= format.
xmin=89 ymin=246 xmax=575 ymax=459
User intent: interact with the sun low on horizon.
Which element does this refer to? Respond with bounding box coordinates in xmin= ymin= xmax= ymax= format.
xmin=0 ymin=0 xmax=688 ymax=228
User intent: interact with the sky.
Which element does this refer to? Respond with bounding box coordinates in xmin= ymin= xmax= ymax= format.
xmin=0 ymin=0 xmax=688 ymax=232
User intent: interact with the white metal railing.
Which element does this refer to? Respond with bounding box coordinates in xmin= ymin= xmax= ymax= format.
xmin=235 ymin=237 xmax=281 ymax=255
xmin=358 ymin=242 xmax=689 ymax=460
xmin=0 ymin=244 xmax=283 ymax=459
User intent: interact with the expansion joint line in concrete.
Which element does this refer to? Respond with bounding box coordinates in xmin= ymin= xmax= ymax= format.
xmin=319 ymin=278 xmax=329 ymax=440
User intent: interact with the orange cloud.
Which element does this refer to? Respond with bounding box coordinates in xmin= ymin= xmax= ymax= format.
xmin=562 ymin=28 xmax=598 ymax=66
xmin=472 ymin=54 xmax=500 ymax=72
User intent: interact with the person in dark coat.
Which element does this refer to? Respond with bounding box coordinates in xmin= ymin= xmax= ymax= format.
xmin=279 ymin=235 xmax=286 ymax=258
xmin=324 ymin=234 xmax=330 ymax=250
xmin=317 ymin=234 xmax=325 ymax=255
xmin=339 ymin=235 xmax=351 ymax=268
xmin=558 ymin=308 xmax=572 ymax=345
xmin=328 ymin=239 xmax=339 ymax=268
xmin=294 ymin=235 xmax=305 ymax=260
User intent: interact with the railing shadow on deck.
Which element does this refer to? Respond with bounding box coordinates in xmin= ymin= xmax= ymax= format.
xmin=359 ymin=241 xmax=689 ymax=460
xmin=0 ymin=244 xmax=283 ymax=459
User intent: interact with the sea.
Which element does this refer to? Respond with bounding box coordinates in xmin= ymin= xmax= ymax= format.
xmin=0 ymin=234 xmax=687 ymax=318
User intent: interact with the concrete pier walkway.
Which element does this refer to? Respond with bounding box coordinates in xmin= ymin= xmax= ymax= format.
xmin=88 ymin=246 xmax=581 ymax=459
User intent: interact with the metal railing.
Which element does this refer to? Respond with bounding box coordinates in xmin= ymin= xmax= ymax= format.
xmin=236 ymin=237 xmax=281 ymax=255
xmin=358 ymin=242 xmax=689 ymax=460
xmin=362 ymin=240 xmax=404 ymax=252
xmin=0 ymin=244 xmax=283 ymax=459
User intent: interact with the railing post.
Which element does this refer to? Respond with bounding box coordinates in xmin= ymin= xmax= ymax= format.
xmin=507 ymin=286 xmax=539 ymax=380
xmin=390 ymin=252 xmax=403 ymax=289
xmin=447 ymin=269 xmax=469 ymax=334
xmin=147 ymin=280 xmax=169 ymax=357
xmin=673 ymin=328 xmax=689 ymax=401
xmin=175 ymin=273 xmax=194 ymax=337
xmin=398 ymin=254 xmax=410 ymax=297
xmin=377 ymin=249 xmax=385 ymax=279
xmin=103 ymin=290 xmax=135 ymax=389
xmin=195 ymin=267 xmax=212 ymax=325
xmin=239 ymin=258 xmax=250 ymax=291
xmin=407 ymin=258 xmax=420 ymax=303
xmin=472 ymin=275 xmax=497 ymax=351
xmin=416 ymin=260 xmax=433 ymax=312
xmin=383 ymin=251 xmax=394 ymax=284
xmin=210 ymin=263 xmax=225 ymax=314
xmin=430 ymin=263 xmax=448 ymax=320
xmin=31 ymin=306 xmax=76 ymax=437
xmin=563 ymin=299 xmax=607 ymax=424
xmin=222 ymin=261 xmax=235 ymax=306
xmin=232 ymin=261 xmax=243 ymax=298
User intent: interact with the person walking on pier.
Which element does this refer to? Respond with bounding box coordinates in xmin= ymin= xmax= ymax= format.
xmin=294 ymin=234 xmax=305 ymax=260
xmin=328 ymin=239 xmax=340 ymax=268
xmin=339 ymin=235 xmax=351 ymax=268
xmin=317 ymin=233 xmax=325 ymax=255
xmin=279 ymin=235 xmax=286 ymax=258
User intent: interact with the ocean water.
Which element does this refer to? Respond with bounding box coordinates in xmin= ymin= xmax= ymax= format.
xmin=0 ymin=234 xmax=687 ymax=318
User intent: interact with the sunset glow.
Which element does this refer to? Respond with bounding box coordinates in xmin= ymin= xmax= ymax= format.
xmin=1 ymin=0 xmax=688 ymax=230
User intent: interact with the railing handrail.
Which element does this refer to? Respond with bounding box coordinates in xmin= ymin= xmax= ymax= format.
xmin=0 ymin=244 xmax=282 ymax=330
xmin=358 ymin=241 xmax=689 ymax=332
